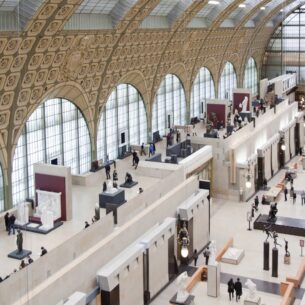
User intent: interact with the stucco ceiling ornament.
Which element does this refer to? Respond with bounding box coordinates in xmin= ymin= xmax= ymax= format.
xmin=61 ymin=36 xmax=92 ymax=81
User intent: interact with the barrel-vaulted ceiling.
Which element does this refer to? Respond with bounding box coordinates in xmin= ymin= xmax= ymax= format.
xmin=0 ymin=0 xmax=301 ymax=31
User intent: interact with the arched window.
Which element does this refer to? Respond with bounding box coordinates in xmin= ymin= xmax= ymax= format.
xmin=244 ymin=57 xmax=258 ymax=96
xmin=219 ymin=62 xmax=237 ymax=100
xmin=152 ymin=74 xmax=186 ymax=136
xmin=97 ymin=84 xmax=148 ymax=161
xmin=191 ymin=67 xmax=215 ymax=118
xmin=0 ymin=164 xmax=4 ymax=212
xmin=12 ymin=98 xmax=91 ymax=205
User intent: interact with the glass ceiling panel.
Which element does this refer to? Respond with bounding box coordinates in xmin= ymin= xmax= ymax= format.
xmin=76 ymin=0 xmax=119 ymax=14
xmin=0 ymin=0 xmax=19 ymax=10
xmin=272 ymin=2 xmax=305 ymax=25
xmin=194 ymin=0 xmax=234 ymax=26
xmin=150 ymin=0 xmax=180 ymax=16
xmin=226 ymin=0 xmax=262 ymax=20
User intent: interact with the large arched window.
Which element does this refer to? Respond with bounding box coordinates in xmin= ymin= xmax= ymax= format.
xmin=191 ymin=67 xmax=215 ymax=118
xmin=218 ymin=62 xmax=237 ymax=100
xmin=152 ymin=74 xmax=186 ymax=136
xmin=12 ymin=98 xmax=91 ymax=205
xmin=244 ymin=57 xmax=258 ymax=96
xmin=0 ymin=164 xmax=4 ymax=212
xmin=263 ymin=5 xmax=305 ymax=83
xmin=97 ymin=84 xmax=147 ymax=161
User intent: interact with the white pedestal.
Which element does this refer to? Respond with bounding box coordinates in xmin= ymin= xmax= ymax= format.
xmin=207 ymin=262 xmax=220 ymax=297
xmin=244 ymin=296 xmax=261 ymax=305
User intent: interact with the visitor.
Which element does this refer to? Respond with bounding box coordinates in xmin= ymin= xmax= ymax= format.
xmin=149 ymin=143 xmax=154 ymax=157
xmin=19 ymin=260 xmax=26 ymax=270
xmin=113 ymin=169 xmax=118 ymax=182
xmin=227 ymin=278 xmax=235 ymax=301
xmin=301 ymin=190 xmax=305 ymax=205
xmin=132 ymin=150 xmax=137 ymax=166
xmin=8 ymin=213 xmax=16 ymax=235
xmin=261 ymin=195 xmax=267 ymax=205
xmin=84 ymin=221 xmax=90 ymax=229
xmin=234 ymin=278 xmax=242 ymax=302
xmin=138 ymin=187 xmax=143 ymax=194
xmin=263 ymin=178 xmax=267 ymax=190
xmin=290 ymin=186 xmax=294 ymax=198
xmin=176 ymin=130 xmax=181 ymax=143
xmin=254 ymin=196 xmax=259 ymax=210
xmin=300 ymin=147 xmax=303 ymax=156
xmin=290 ymin=177 xmax=294 ymax=187
xmin=27 ymin=255 xmax=33 ymax=264
xmin=134 ymin=155 xmax=139 ymax=169
xmin=4 ymin=212 xmax=9 ymax=232
xmin=113 ymin=160 xmax=116 ymax=169
xmin=140 ymin=143 xmax=146 ymax=156
xmin=105 ymin=164 xmax=111 ymax=180
xmin=293 ymin=191 xmax=297 ymax=204
xmin=193 ymin=249 xmax=198 ymax=267
xmin=203 ymin=247 xmax=210 ymax=265
xmin=40 ymin=247 xmax=47 ymax=256
xmin=284 ymin=187 xmax=288 ymax=201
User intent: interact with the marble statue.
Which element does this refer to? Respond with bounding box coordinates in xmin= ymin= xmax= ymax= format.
xmin=176 ymin=271 xmax=189 ymax=303
xmin=105 ymin=180 xmax=117 ymax=194
xmin=245 ymin=279 xmax=257 ymax=300
xmin=209 ymin=240 xmax=217 ymax=265
xmin=16 ymin=230 xmax=23 ymax=253
xmin=40 ymin=208 xmax=54 ymax=230
xmin=239 ymin=96 xmax=249 ymax=112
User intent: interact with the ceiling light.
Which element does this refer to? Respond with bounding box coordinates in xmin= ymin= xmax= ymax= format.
xmin=239 ymin=4 xmax=246 ymax=8
xmin=280 ymin=9 xmax=283 ymax=12
xmin=260 ymin=6 xmax=266 ymax=10
xmin=208 ymin=0 xmax=220 ymax=4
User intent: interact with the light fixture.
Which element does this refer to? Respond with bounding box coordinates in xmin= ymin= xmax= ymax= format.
xmin=177 ymin=222 xmax=190 ymax=258
xmin=238 ymin=4 xmax=246 ymax=8
xmin=281 ymin=144 xmax=286 ymax=151
xmin=260 ymin=6 xmax=266 ymax=10
xmin=208 ymin=0 xmax=219 ymax=4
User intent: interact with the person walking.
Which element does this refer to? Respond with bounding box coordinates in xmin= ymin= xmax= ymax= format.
xmin=234 ymin=278 xmax=242 ymax=302
xmin=203 ymin=247 xmax=210 ymax=265
xmin=140 ymin=143 xmax=146 ymax=156
xmin=193 ymin=249 xmax=198 ymax=267
xmin=227 ymin=278 xmax=235 ymax=301
xmin=254 ymin=196 xmax=259 ymax=210
xmin=132 ymin=150 xmax=137 ymax=166
xmin=134 ymin=155 xmax=139 ymax=170
xmin=293 ymin=191 xmax=297 ymax=204
xmin=284 ymin=187 xmax=288 ymax=201
xmin=105 ymin=164 xmax=111 ymax=180
xmin=301 ymin=190 xmax=305 ymax=206
xmin=4 ymin=212 xmax=9 ymax=232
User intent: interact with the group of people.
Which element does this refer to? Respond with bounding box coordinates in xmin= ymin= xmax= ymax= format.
xmin=193 ymin=247 xmax=211 ymax=267
xmin=4 ymin=212 xmax=16 ymax=235
xmin=227 ymin=278 xmax=243 ymax=302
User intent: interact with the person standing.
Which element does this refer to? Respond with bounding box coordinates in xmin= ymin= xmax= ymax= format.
xmin=8 ymin=214 xmax=16 ymax=235
xmin=140 ymin=143 xmax=146 ymax=156
xmin=84 ymin=221 xmax=90 ymax=229
xmin=113 ymin=169 xmax=118 ymax=182
xmin=193 ymin=249 xmax=198 ymax=267
xmin=227 ymin=278 xmax=235 ymax=301
xmin=105 ymin=164 xmax=111 ymax=180
xmin=234 ymin=278 xmax=242 ymax=302
xmin=4 ymin=212 xmax=9 ymax=232
xmin=203 ymin=247 xmax=210 ymax=265
xmin=40 ymin=247 xmax=47 ymax=256
xmin=301 ymin=190 xmax=305 ymax=205
xmin=132 ymin=150 xmax=137 ymax=166
xmin=284 ymin=187 xmax=288 ymax=201
xmin=254 ymin=196 xmax=259 ymax=210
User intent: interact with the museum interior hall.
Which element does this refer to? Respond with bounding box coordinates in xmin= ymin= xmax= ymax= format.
xmin=3 ymin=1 xmax=305 ymax=305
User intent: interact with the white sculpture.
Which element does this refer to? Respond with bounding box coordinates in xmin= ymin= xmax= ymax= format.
xmin=245 ymin=279 xmax=257 ymax=300
xmin=105 ymin=180 xmax=117 ymax=194
xmin=40 ymin=208 xmax=54 ymax=230
xmin=35 ymin=190 xmax=62 ymax=221
xmin=16 ymin=202 xmax=29 ymax=225
xmin=176 ymin=271 xmax=189 ymax=303
xmin=209 ymin=240 xmax=217 ymax=265
xmin=239 ymin=96 xmax=249 ymax=112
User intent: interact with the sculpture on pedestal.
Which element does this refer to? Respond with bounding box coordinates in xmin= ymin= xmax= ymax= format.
xmin=16 ymin=230 xmax=23 ymax=253
xmin=263 ymin=224 xmax=272 ymax=242
xmin=245 ymin=279 xmax=257 ymax=300
xmin=176 ymin=271 xmax=189 ymax=303
xmin=268 ymin=203 xmax=278 ymax=222
xmin=239 ymin=96 xmax=249 ymax=112
xmin=125 ymin=172 xmax=133 ymax=184
xmin=284 ymin=239 xmax=290 ymax=256
xmin=272 ymin=231 xmax=281 ymax=248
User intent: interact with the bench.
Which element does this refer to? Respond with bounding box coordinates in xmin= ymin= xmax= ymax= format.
xmin=216 ymin=238 xmax=234 ymax=262
xmin=279 ymin=281 xmax=295 ymax=305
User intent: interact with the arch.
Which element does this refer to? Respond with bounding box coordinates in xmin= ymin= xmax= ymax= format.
xmin=218 ymin=61 xmax=238 ymax=100
xmin=152 ymin=74 xmax=186 ymax=137
xmin=244 ymin=57 xmax=258 ymax=96
xmin=97 ymin=84 xmax=148 ymax=161
xmin=12 ymin=98 xmax=92 ymax=206
xmin=0 ymin=163 xmax=4 ymax=212
xmin=190 ymin=67 xmax=215 ymax=119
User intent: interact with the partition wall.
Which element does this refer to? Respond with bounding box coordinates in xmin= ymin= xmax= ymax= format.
xmin=12 ymin=98 xmax=91 ymax=205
